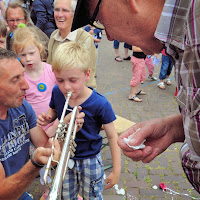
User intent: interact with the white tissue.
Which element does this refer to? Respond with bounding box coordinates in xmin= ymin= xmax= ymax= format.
xmin=123 ymin=128 xmax=146 ymax=150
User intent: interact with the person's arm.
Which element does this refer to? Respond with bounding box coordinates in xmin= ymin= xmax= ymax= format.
xmin=0 ymin=1 xmax=5 ymax=20
xmin=103 ymin=122 xmax=121 ymax=189
xmin=132 ymin=46 xmax=143 ymax=52
xmin=93 ymin=37 xmax=101 ymax=43
xmin=118 ymin=114 xmax=185 ymax=163
xmin=0 ymin=140 xmax=60 ymax=200
xmin=32 ymin=0 xmax=48 ymax=31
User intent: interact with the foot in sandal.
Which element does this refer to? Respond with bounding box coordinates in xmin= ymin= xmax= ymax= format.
xmin=157 ymin=82 xmax=165 ymax=89
xmin=128 ymin=95 xmax=142 ymax=102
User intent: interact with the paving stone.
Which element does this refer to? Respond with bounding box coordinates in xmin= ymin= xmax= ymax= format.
xmin=140 ymin=188 xmax=166 ymax=198
xmin=137 ymin=168 xmax=148 ymax=181
xmin=126 ymin=180 xmax=149 ymax=188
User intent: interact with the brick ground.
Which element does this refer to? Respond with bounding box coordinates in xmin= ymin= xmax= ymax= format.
xmin=27 ymin=35 xmax=200 ymax=200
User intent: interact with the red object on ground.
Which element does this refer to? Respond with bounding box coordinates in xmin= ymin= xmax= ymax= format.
xmin=159 ymin=182 xmax=167 ymax=191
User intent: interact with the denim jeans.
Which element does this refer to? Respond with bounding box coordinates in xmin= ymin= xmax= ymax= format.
xmin=159 ymin=54 xmax=173 ymax=80
xmin=113 ymin=40 xmax=132 ymax=50
xmin=18 ymin=192 xmax=33 ymax=200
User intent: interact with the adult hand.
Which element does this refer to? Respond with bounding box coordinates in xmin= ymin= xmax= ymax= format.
xmin=32 ymin=139 xmax=61 ymax=166
xmin=118 ymin=114 xmax=184 ymax=163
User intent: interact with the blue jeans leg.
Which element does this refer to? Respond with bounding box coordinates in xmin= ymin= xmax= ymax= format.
xmin=159 ymin=54 xmax=173 ymax=80
xmin=113 ymin=40 xmax=120 ymax=49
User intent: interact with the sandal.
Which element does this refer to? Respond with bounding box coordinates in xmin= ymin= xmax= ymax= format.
xmin=128 ymin=95 xmax=142 ymax=102
xmin=157 ymin=82 xmax=165 ymax=89
xmin=115 ymin=56 xmax=122 ymax=62
xmin=165 ymin=78 xmax=172 ymax=85
xmin=123 ymin=56 xmax=131 ymax=60
xmin=136 ymin=90 xmax=146 ymax=95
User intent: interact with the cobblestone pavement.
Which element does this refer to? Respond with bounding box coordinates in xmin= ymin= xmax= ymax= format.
xmin=28 ymin=35 xmax=200 ymax=200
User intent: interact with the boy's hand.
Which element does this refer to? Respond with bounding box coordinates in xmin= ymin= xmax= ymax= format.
xmin=104 ymin=171 xmax=120 ymax=190
xmin=76 ymin=106 xmax=85 ymax=132
xmin=37 ymin=112 xmax=52 ymax=127
xmin=64 ymin=106 xmax=85 ymax=132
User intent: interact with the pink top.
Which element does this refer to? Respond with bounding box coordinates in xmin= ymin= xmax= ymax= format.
xmin=162 ymin=48 xmax=166 ymax=56
xmin=24 ymin=62 xmax=57 ymax=130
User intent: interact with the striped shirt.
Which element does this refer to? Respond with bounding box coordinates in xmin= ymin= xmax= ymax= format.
xmin=155 ymin=0 xmax=200 ymax=193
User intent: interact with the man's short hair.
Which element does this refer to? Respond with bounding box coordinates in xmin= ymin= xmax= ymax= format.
xmin=0 ymin=48 xmax=17 ymax=75
xmin=52 ymin=41 xmax=90 ymax=73
xmin=0 ymin=47 xmax=17 ymax=60
xmin=5 ymin=2 xmax=28 ymax=21
xmin=0 ymin=19 xmax=7 ymax=37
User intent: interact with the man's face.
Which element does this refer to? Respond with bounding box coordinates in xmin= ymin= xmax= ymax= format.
xmin=0 ymin=59 xmax=29 ymax=110
xmin=88 ymin=0 xmax=164 ymax=54
xmin=6 ymin=7 xmax=27 ymax=32
xmin=54 ymin=0 xmax=74 ymax=32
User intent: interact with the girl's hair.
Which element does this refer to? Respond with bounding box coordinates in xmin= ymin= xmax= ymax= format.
xmin=0 ymin=19 xmax=7 ymax=37
xmin=12 ymin=26 xmax=45 ymax=59
xmin=52 ymin=41 xmax=89 ymax=73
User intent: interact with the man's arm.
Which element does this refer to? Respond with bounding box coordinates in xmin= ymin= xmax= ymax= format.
xmin=0 ymin=141 xmax=60 ymax=200
xmin=32 ymin=0 xmax=48 ymax=31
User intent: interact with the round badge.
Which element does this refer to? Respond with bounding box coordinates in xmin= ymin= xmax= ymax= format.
xmin=37 ymin=83 xmax=47 ymax=92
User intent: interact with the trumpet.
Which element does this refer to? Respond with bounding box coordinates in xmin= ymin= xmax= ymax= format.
xmin=44 ymin=91 xmax=78 ymax=200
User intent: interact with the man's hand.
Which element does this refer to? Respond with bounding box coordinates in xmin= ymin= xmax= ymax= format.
xmin=32 ymin=139 xmax=61 ymax=166
xmin=118 ymin=114 xmax=184 ymax=163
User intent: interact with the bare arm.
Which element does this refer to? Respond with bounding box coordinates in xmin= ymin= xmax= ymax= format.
xmin=0 ymin=1 xmax=5 ymax=20
xmin=132 ymin=46 xmax=143 ymax=52
xmin=0 ymin=140 xmax=60 ymax=200
xmin=103 ymin=122 xmax=121 ymax=189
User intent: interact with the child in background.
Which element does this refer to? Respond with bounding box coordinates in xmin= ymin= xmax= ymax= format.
xmin=12 ymin=26 xmax=58 ymax=200
xmin=129 ymin=46 xmax=147 ymax=102
xmin=157 ymin=48 xmax=173 ymax=89
xmin=37 ymin=41 xmax=121 ymax=199
xmin=0 ymin=19 xmax=7 ymax=48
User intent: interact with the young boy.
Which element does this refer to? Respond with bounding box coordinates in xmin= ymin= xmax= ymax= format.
xmin=0 ymin=19 xmax=7 ymax=48
xmin=37 ymin=41 xmax=121 ymax=199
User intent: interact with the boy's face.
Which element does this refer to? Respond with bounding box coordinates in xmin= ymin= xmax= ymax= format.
xmin=54 ymin=68 xmax=90 ymax=99
xmin=0 ymin=36 xmax=6 ymax=48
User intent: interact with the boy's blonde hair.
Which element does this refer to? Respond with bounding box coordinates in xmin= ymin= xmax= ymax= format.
xmin=12 ymin=26 xmax=45 ymax=59
xmin=52 ymin=41 xmax=90 ymax=73
xmin=0 ymin=19 xmax=7 ymax=37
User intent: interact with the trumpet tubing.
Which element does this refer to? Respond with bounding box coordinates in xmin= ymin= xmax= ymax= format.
xmin=43 ymin=91 xmax=78 ymax=200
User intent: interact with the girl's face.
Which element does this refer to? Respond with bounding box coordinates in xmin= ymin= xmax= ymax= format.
xmin=18 ymin=43 xmax=41 ymax=70
xmin=54 ymin=68 xmax=90 ymax=100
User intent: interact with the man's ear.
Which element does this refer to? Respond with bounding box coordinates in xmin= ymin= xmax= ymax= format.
xmin=129 ymin=0 xmax=139 ymax=13
xmin=85 ymin=69 xmax=90 ymax=82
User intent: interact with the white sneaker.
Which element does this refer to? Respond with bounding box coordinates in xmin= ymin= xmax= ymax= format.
xmin=148 ymin=75 xmax=157 ymax=81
